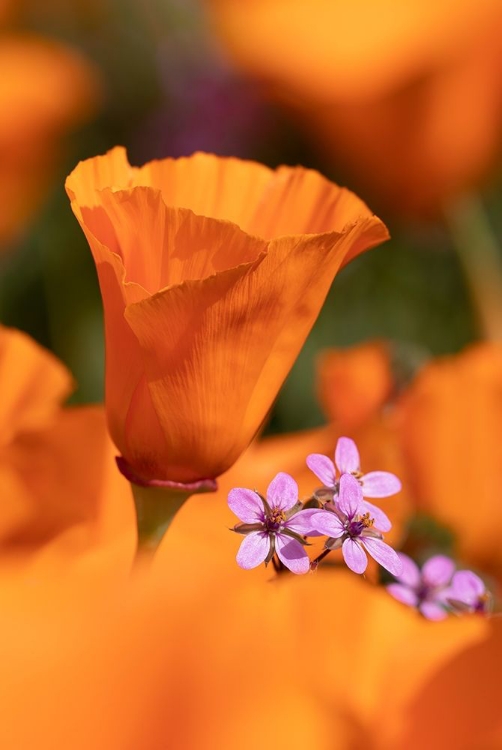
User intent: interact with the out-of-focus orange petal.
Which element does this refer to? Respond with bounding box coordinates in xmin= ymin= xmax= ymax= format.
xmin=0 ymin=567 xmax=342 ymax=750
xmin=397 ymin=343 xmax=502 ymax=574
xmin=396 ymin=616 xmax=502 ymax=749
xmin=1 ymin=405 xmax=136 ymax=582
xmin=67 ymin=148 xmax=389 ymax=485
xmin=273 ymin=570 xmax=487 ymax=742
xmin=0 ymin=35 xmax=101 ymax=245
xmin=206 ymin=0 xmax=501 ymax=100
xmin=0 ymin=414 xmax=495 ymax=749
xmin=206 ymin=0 xmax=502 ymax=217
xmin=317 ymin=341 xmax=394 ymax=430
xmin=0 ymin=329 xmax=135 ymax=582
xmin=303 ymin=49 xmax=502 ymax=217
xmin=0 ymin=326 xmax=73 ymax=447
xmin=0 ymin=35 xmax=99 ymax=141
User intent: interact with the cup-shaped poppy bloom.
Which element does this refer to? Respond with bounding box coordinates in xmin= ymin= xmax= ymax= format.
xmin=205 ymin=0 xmax=502 ymax=217
xmin=66 ymin=147 xmax=388 ymax=488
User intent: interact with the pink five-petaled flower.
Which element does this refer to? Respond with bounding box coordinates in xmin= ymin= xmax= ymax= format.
xmin=447 ymin=570 xmax=492 ymax=615
xmin=306 ymin=436 xmax=401 ymax=532
xmin=308 ymin=473 xmax=402 ymax=576
xmin=228 ymin=472 xmax=317 ymax=575
xmin=387 ymin=553 xmax=455 ymax=621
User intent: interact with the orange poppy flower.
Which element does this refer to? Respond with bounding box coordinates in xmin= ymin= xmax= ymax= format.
xmin=0 ymin=325 xmax=72 ymax=446
xmin=316 ymin=340 xmax=394 ymax=431
xmin=0 ymin=34 xmax=100 ymax=247
xmin=66 ymin=147 xmax=388 ymax=489
xmin=0 ymin=325 xmax=135 ymax=583
xmin=205 ymin=0 xmax=502 ymax=217
xmin=0 ymin=537 xmax=498 ymax=749
xmin=0 ymin=346 xmax=498 ymax=749
xmin=397 ymin=342 xmax=502 ymax=577
xmin=311 ymin=339 xmax=502 ymax=580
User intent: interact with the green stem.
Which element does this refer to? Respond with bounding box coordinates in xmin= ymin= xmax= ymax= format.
xmin=444 ymin=194 xmax=502 ymax=341
xmin=131 ymin=483 xmax=190 ymax=561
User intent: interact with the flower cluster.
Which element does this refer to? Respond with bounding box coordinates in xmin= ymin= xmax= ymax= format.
xmin=229 ymin=436 xmax=402 ymax=577
xmin=228 ymin=436 xmax=492 ymax=620
xmin=387 ymin=554 xmax=492 ymax=620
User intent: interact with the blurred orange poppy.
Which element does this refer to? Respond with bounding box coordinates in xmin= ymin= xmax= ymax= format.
xmin=0 ymin=325 xmax=72 ymax=445
xmin=0 ymin=332 xmax=498 ymax=749
xmin=314 ymin=338 xmax=502 ymax=580
xmin=206 ymin=0 xmax=502 ymax=217
xmin=0 ymin=533 xmax=498 ymax=749
xmin=397 ymin=342 xmax=502 ymax=578
xmin=66 ymin=147 xmax=389 ymax=488
xmin=297 ymin=341 xmax=410 ymax=552
xmin=0 ymin=325 xmax=135 ymax=583
xmin=0 ymin=34 xmax=100 ymax=247
xmin=316 ymin=340 xmax=394 ymax=431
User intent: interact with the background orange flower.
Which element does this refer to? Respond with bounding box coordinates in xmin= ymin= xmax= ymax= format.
xmin=397 ymin=342 xmax=502 ymax=578
xmin=205 ymin=0 xmax=502 ymax=217
xmin=0 ymin=326 xmax=135 ymax=583
xmin=0 ymin=34 xmax=100 ymax=248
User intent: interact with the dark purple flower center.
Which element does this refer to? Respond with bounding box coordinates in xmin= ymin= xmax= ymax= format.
xmin=265 ymin=507 xmax=286 ymax=533
xmin=346 ymin=512 xmax=373 ymax=539
xmin=416 ymin=581 xmax=447 ymax=605
xmin=416 ymin=583 xmax=432 ymax=603
xmin=474 ymin=593 xmax=490 ymax=614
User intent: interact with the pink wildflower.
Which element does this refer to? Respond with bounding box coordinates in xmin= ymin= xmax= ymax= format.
xmin=306 ymin=436 xmax=401 ymax=531
xmin=228 ymin=472 xmax=317 ymax=574
xmin=308 ymin=473 xmax=402 ymax=576
xmin=447 ymin=570 xmax=492 ymax=615
xmin=387 ymin=553 xmax=455 ymax=621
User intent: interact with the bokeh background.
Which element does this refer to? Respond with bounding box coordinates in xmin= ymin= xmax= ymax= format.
xmin=1 ymin=0 xmax=502 ymax=435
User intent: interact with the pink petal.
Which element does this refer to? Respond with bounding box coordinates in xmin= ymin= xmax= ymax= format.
xmin=334 ymin=436 xmax=360 ymax=474
xmin=395 ymin=553 xmax=421 ymax=588
xmin=306 ymin=453 xmax=336 ymax=487
xmin=362 ymin=538 xmax=402 ymax=576
xmin=236 ymin=532 xmax=270 ymax=569
xmin=286 ymin=509 xmax=325 ymax=536
xmin=337 ymin=473 xmax=362 ymax=518
xmin=387 ymin=583 xmax=419 ymax=607
xmin=267 ymin=472 xmax=298 ymax=512
xmin=309 ymin=509 xmax=344 ymax=538
xmin=228 ymin=488 xmax=264 ymax=523
xmin=434 ymin=586 xmax=455 ymax=605
xmin=342 ymin=538 xmax=368 ymax=574
xmin=276 ymin=535 xmax=310 ymax=575
xmin=419 ymin=601 xmax=448 ymax=621
xmin=361 ymin=471 xmax=401 ymax=498
xmin=360 ymin=500 xmax=391 ymax=532
xmin=422 ymin=555 xmax=455 ymax=588
xmin=451 ymin=570 xmax=485 ymax=605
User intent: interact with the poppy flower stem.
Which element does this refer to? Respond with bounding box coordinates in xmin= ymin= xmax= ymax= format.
xmin=131 ymin=484 xmax=190 ymax=562
xmin=445 ymin=194 xmax=502 ymax=342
